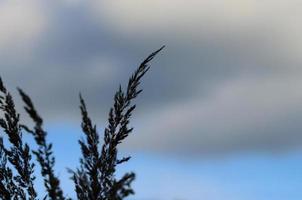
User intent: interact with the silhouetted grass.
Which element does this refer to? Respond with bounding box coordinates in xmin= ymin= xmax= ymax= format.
xmin=18 ymin=89 xmax=67 ymax=200
xmin=0 ymin=46 xmax=164 ymax=200
xmin=0 ymin=78 xmax=37 ymax=200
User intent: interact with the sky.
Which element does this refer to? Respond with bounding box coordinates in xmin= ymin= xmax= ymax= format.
xmin=0 ymin=0 xmax=302 ymax=199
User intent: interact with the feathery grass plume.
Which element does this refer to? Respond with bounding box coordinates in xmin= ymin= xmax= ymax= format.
xmin=71 ymin=46 xmax=165 ymax=200
xmin=75 ymin=94 xmax=102 ymax=200
xmin=18 ymin=89 xmax=67 ymax=200
xmin=0 ymin=137 xmax=10 ymax=199
xmin=0 ymin=77 xmax=37 ymax=200
xmin=0 ymin=137 xmax=26 ymax=200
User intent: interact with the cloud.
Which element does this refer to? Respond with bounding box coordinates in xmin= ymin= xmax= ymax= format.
xmin=0 ymin=0 xmax=46 ymax=57
xmin=1 ymin=1 xmax=302 ymax=155
xmin=127 ymin=73 xmax=302 ymax=154
xmin=91 ymin=1 xmax=298 ymax=39
xmin=91 ymin=0 xmax=302 ymax=67
xmin=88 ymin=0 xmax=302 ymax=154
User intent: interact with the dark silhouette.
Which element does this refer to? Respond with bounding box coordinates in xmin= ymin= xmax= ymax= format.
xmin=0 ymin=46 xmax=164 ymax=200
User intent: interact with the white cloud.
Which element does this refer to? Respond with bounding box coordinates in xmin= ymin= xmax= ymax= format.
xmin=127 ymin=72 xmax=302 ymax=153
xmin=0 ymin=0 xmax=46 ymax=54
xmin=91 ymin=1 xmax=295 ymax=34
xmin=91 ymin=0 xmax=302 ymax=64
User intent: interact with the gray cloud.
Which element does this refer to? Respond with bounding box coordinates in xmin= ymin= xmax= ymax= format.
xmin=1 ymin=0 xmax=302 ymax=155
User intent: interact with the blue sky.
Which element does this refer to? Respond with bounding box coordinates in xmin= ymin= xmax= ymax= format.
xmin=1 ymin=0 xmax=302 ymax=199
xmin=23 ymin=124 xmax=301 ymax=199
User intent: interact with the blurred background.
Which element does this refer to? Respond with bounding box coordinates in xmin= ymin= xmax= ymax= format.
xmin=1 ymin=0 xmax=302 ymax=199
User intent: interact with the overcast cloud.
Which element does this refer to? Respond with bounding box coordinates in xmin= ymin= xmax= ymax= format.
xmin=1 ymin=0 xmax=302 ymax=155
